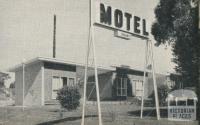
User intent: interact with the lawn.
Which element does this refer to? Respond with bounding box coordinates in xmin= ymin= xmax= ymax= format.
xmin=0 ymin=103 xmax=198 ymax=125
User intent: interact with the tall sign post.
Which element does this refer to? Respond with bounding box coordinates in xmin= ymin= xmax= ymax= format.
xmin=140 ymin=40 xmax=148 ymax=119
xmin=150 ymin=40 xmax=160 ymax=120
xmin=81 ymin=0 xmax=103 ymax=125
xmin=140 ymin=40 xmax=160 ymax=120
xmin=22 ymin=59 xmax=26 ymax=111
xmin=81 ymin=1 xmax=161 ymax=124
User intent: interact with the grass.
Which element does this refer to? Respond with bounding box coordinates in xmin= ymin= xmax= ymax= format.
xmin=0 ymin=104 xmax=198 ymax=125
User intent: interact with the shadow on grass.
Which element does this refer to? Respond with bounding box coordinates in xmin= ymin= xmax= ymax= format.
xmin=48 ymin=109 xmax=62 ymax=112
xmin=127 ymin=108 xmax=168 ymax=118
xmin=37 ymin=115 xmax=97 ymax=125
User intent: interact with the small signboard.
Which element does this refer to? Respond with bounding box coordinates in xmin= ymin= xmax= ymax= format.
xmin=168 ymin=106 xmax=196 ymax=121
xmin=167 ymin=89 xmax=197 ymax=121
xmin=114 ymin=30 xmax=131 ymax=40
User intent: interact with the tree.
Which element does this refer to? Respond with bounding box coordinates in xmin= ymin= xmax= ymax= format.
xmin=57 ymin=86 xmax=81 ymax=111
xmin=151 ymin=0 xmax=200 ymax=121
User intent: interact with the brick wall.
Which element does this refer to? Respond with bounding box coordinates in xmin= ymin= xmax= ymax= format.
xmin=15 ymin=62 xmax=42 ymax=106
xmin=15 ymin=69 xmax=23 ymax=105
xmin=44 ymin=63 xmax=76 ymax=101
xmin=87 ymin=71 xmax=113 ymax=100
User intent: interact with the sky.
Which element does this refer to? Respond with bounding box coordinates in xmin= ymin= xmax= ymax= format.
xmin=0 ymin=0 xmax=175 ymax=74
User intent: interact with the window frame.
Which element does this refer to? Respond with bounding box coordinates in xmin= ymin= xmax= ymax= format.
xmin=68 ymin=77 xmax=76 ymax=86
xmin=61 ymin=77 xmax=68 ymax=87
xmin=116 ymin=77 xmax=128 ymax=97
xmin=51 ymin=76 xmax=76 ymax=99
xmin=133 ymin=80 xmax=143 ymax=97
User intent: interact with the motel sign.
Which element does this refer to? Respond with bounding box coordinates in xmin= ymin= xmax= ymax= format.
xmin=95 ymin=2 xmax=149 ymax=38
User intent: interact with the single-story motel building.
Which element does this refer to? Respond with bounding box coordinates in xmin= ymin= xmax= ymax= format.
xmin=4 ymin=0 xmax=178 ymax=106
xmin=9 ymin=57 xmax=176 ymax=106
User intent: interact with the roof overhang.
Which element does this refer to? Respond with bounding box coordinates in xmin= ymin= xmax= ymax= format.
xmin=8 ymin=57 xmax=115 ymax=72
xmin=0 ymin=72 xmax=9 ymax=77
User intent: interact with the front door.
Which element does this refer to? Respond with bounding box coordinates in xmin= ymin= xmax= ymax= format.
xmin=52 ymin=77 xmax=63 ymax=99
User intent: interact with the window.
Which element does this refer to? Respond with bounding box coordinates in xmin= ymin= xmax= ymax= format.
xmin=68 ymin=78 xmax=75 ymax=86
xmin=52 ymin=76 xmax=63 ymax=99
xmin=133 ymin=80 xmax=143 ymax=97
xmin=187 ymin=99 xmax=194 ymax=106
xmin=170 ymin=100 xmax=176 ymax=106
xmin=52 ymin=76 xmax=76 ymax=99
xmin=62 ymin=77 xmax=68 ymax=86
xmin=166 ymin=76 xmax=175 ymax=89
xmin=177 ymin=101 xmax=186 ymax=106
xmin=116 ymin=77 xmax=127 ymax=96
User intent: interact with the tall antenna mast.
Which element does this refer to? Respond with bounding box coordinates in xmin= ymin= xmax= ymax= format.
xmin=53 ymin=14 xmax=56 ymax=58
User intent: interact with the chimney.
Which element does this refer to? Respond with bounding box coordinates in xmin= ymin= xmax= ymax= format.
xmin=53 ymin=15 xmax=56 ymax=58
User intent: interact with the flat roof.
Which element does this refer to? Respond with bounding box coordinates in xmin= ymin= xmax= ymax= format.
xmin=8 ymin=57 xmax=116 ymax=72
xmin=0 ymin=71 xmax=9 ymax=78
xmin=8 ymin=57 xmax=159 ymax=74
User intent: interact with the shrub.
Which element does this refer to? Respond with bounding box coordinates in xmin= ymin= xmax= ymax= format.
xmin=57 ymin=86 xmax=81 ymax=111
xmin=149 ymin=85 xmax=170 ymax=106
